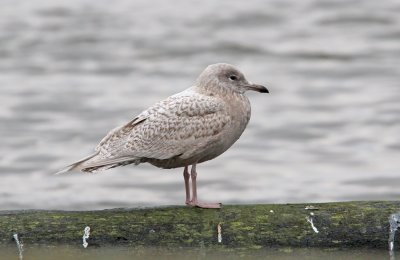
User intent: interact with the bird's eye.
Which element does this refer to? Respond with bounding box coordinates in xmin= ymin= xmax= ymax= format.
xmin=229 ymin=75 xmax=238 ymax=81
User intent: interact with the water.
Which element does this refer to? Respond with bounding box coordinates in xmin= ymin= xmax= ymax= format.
xmin=0 ymin=245 xmax=390 ymax=260
xmin=0 ymin=0 xmax=400 ymax=210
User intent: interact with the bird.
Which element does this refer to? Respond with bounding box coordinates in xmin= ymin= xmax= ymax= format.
xmin=57 ymin=63 xmax=269 ymax=209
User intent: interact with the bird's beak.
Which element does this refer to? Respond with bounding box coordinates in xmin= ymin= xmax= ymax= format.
xmin=245 ymin=83 xmax=269 ymax=93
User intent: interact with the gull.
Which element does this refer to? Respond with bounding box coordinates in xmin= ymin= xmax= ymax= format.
xmin=57 ymin=63 xmax=269 ymax=209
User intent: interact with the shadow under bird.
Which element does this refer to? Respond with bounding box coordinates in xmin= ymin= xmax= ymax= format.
xmin=57 ymin=63 xmax=268 ymax=209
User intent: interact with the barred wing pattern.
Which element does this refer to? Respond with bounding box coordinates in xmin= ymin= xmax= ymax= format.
xmin=85 ymin=89 xmax=230 ymax=169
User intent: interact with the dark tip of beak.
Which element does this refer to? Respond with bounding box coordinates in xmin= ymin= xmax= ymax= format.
xmin=246 ymin=84 xmax=269 ymax=93
xmin=259 ymin=86 xmax=269 ymax=93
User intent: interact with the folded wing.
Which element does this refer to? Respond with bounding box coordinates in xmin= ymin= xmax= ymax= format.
xmin=62 ymin=90 xmax=230 ymax=172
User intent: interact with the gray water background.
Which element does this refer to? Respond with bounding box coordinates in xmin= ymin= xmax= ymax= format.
xmin=0 ymin=0 xmax=399 ymax=210
xmin=0 ymin=245 xmax=390 ymax=260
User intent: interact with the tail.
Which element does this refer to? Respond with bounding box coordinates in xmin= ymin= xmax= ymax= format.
xmin=55 ymin=153 xmax=141 ymax=175
xmin=55 ymin=153 xmax=99 ymax=175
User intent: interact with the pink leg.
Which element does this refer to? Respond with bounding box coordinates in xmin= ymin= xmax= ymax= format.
xmin=188 ymin=163 xmax=221 ymax=209
xmin=183 ymin=166 xmax=190 ymax=205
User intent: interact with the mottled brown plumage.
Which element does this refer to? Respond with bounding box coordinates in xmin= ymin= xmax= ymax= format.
xmin=57 ymin=63 xmax=268 ymax=208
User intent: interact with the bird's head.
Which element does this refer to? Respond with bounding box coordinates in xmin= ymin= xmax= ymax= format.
xmin=196 ymin=63 xmax=269 ymax=95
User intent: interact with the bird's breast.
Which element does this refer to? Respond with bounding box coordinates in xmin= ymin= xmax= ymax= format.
xmin=197 ymin=94 xmax=251 ymax=163
xmin=224 ymin=94 xmax=251 ymax=145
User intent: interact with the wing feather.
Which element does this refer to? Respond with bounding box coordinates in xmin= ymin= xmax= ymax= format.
xmin=94 ymin=90 xmax=230 ymax=162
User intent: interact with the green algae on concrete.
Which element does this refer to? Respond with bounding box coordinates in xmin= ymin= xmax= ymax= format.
xmin=0 ymin=201 xmax=399 ymax=248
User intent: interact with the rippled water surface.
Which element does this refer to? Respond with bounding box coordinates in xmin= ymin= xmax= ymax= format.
xmin=0 ymin=0 xmax=399 ymax=210
xmin=0 ymin=245 xmax=390 ymax=260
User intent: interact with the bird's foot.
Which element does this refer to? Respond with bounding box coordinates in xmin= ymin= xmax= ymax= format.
xmin=186 ymin=200 xmax=221 ymax=209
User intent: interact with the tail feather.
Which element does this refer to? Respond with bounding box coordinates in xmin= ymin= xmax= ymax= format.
xmin=55 ymin=153 xmax=141 ymax=175
xmin=55 ymin=153 xmax=99 ymax=175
